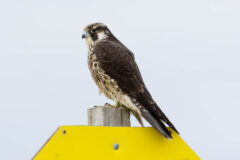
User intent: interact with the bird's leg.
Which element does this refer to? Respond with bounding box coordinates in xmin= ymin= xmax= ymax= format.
xmin=114 ymin=101 xmax=123 ymax=108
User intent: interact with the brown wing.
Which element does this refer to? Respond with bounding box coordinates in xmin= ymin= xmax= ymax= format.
xmin=94 ymin=40 xmax=179 ymax=138
xmin=94 ymin=40 xmax=145 ymax=96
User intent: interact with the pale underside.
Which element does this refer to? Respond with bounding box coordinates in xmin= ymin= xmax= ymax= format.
xmin=88 ymin=51 xmax=143 ymax=125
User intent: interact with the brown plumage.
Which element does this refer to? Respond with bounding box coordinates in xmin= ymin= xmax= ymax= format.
xmin=82 ymin=23 xmax=179 ymax=139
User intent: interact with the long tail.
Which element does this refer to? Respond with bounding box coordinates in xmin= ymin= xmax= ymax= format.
xmin=141 ymin=109 xmax=173 ymax=139
xmin=132 ymin=89 xmax=179 ymax=139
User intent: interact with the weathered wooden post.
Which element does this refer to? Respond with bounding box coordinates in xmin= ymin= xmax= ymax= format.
xmin=87 ymin=105 xmax=131 ymax=127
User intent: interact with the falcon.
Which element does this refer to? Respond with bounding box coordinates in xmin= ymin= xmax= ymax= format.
xmin=82 ymin=23 xmax=179 ymax=139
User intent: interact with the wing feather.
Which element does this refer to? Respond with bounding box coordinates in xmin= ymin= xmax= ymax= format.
xmin=94 ymin=40 xmax=144 ymax=95
xmin=94 ymin=40 xmax=179 ymax=138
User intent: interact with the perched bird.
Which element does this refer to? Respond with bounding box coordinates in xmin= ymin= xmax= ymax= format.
xmin=82 ymin=23 xmax=179 ymax=139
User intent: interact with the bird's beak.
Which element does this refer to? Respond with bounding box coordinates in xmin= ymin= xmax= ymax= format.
xmin=82 ymin=31 xmax=89 ymax=39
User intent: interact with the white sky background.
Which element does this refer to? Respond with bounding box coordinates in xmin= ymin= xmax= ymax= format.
xmin=0 ymin=0 xmax=240 ymax=159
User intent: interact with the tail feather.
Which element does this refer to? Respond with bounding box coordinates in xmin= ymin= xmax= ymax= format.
xmin=132 ymin=88 xmax=179 ymax=138
xmin=154 ymin=103 xmax=179 ymax=134
xmin=141 ymin=108 xmax=172 ymax=139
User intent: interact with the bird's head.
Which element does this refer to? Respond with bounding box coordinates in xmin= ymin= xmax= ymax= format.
xmin=82 ymin=23 xmax=111 ymax=45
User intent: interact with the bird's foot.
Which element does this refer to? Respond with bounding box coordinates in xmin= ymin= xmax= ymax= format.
xmin=104 ymin=103 xmax=114 ymax=108
xmin=104 ymin=102 xmax=124 ymax=108
xmin=94 ymin=105 xmax=103 ymax=108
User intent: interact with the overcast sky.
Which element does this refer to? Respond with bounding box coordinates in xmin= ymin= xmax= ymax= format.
xmin=0 ymin=0 xmax=240 ymax=159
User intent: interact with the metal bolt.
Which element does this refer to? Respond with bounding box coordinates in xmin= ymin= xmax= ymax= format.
xmin=113 ymin=143 xmax=119 ymax=150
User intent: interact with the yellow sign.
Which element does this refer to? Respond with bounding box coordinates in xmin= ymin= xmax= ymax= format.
xmin=33 ymin=126 xmax=200 ymax=160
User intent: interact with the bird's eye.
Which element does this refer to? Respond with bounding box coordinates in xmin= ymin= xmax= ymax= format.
xmin=91 ymin=29 xmax=96 ymax=34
